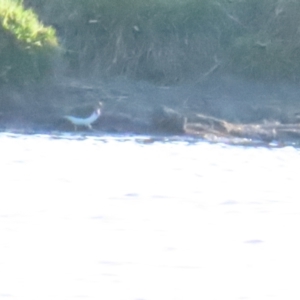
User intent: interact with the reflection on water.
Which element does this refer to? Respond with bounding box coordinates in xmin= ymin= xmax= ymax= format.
xmin=0 ymin=133 xmax=300 ymax=300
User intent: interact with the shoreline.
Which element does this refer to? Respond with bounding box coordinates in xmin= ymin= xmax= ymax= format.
xmin=1 ymin=76 xmax=300 ymax=145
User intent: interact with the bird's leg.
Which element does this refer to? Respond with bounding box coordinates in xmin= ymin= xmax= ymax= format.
xmin=87 ymin=124 xmax=95 ymax=131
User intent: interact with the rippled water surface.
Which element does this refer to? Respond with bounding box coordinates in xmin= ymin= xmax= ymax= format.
xmin=1 ymin=133 xmax=300 ymax=300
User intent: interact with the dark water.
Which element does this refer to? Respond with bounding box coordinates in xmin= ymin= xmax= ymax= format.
xmin=0 ymin=133 xmax=300 ymax=300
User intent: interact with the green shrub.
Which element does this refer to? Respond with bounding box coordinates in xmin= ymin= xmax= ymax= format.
xmin=0 ymin=0 xmax=58 ymax=85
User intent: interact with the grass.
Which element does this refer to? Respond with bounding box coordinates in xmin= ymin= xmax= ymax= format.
xmin=13 ymin=0 xmax=300 ymax=84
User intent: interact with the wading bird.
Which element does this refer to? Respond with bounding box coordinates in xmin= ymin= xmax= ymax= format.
xmin=64 ymin=102 xmax=102 ymax=130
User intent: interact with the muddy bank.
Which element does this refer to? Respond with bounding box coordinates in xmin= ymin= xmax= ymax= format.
xmin=1 ymin=75 xmax=300 ymax=143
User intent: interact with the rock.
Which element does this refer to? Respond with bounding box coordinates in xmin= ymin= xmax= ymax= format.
xmin=94 ymin=112 xmax=150 ymax=133
xmin=151 ymin=105 xmax=186 ymax=134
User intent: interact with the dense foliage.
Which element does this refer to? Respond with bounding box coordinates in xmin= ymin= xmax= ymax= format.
xmin=13 ymin=0 xmax=300 ymax=83
xmin=0 ymin=0 xmax=58 ymax=85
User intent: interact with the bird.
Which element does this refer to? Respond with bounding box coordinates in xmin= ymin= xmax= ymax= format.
xmin=64 ymin=102 xmax=102 ymax=130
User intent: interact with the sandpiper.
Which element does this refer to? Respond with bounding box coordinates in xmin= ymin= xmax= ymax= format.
xmin=64 ymin=102 xmax=102 ymax=130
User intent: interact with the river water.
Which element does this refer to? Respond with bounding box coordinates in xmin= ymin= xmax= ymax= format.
xmin=0 ymin=133 xmax=300 ymax=300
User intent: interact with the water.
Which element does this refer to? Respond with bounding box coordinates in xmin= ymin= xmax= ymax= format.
xmin=0 ymin=133 xmax=300 ymax=300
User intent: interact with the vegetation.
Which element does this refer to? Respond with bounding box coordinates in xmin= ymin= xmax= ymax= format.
xmin=229 ymin=0 xmax=300 ymax=82
xmin=3 ymin=0 xmax=300 ymax=84
xmin=0 ymin=0 xmax=58 ymax=85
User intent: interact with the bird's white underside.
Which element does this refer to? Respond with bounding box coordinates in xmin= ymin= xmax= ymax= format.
xmin=64 ymin=109 xmax=101 ymax=128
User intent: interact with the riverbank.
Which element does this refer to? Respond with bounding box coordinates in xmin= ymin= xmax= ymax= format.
xmin=2 ymin=1 xmax=300 ymax=145
xmin=1 ymin=75 xmax=300 ymax=143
